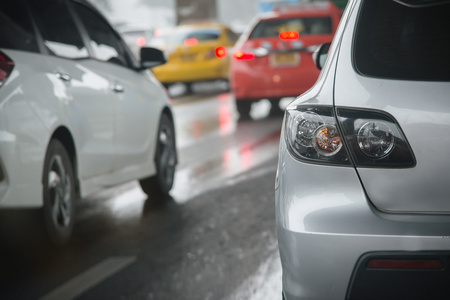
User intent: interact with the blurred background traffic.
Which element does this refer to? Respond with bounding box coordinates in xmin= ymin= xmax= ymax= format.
xmin=91 ymin=0 xmax=347 ymax=112
xmin=0 ymin=1 xmax=348 ymax=299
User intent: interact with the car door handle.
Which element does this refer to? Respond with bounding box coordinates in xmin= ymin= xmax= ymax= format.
xmin=111 ymin=84 xmax=124 ymax=93
xmin=55 ymin=72 xmax=71 ymax=82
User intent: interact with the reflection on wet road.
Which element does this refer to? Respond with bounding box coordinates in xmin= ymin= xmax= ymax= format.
xmin=172 ymin=95 xmax=283 ymax=202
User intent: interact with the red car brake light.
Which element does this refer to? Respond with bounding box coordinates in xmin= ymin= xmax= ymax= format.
xmin=233 ymin=51 xmax=255 ymax=61
xmin=0 ymin=51 xmax=14 ymax=87
xmin=215 ymin=46 xmax=227 ymax=59
xmin=154 ymin=28 xmax=163 ymax=37
xmin=136 ymin=36 xmax=146 ymax=47
xmin=279 ymin=31 xmax=299 ymax=40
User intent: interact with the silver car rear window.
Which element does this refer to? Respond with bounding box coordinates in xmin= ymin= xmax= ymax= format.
xmin=353 ymin=0 xmax=450 ymax=81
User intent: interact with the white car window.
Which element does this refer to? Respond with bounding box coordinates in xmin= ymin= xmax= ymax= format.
xmin=29 ymin=0 xmax=88 ymax=59
xmin=0 ymin=1 xmax=39 ymax=53
xmin=73 ymin=3 xmax=129 ymax=67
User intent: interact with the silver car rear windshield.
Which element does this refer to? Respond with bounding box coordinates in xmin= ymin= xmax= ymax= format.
xmin=353 ymin=0 xmax=450 ymax=81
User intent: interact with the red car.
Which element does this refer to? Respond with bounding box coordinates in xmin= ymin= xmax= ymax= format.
xmin=230 ymin=2 xmax=341 ymax=118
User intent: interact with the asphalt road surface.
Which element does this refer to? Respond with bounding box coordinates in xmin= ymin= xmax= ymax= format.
xmin=0 ymin=82 xmax=290 ymax=300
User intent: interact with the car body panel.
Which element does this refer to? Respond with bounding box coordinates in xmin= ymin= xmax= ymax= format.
xmin=82 ymin=59 xmax=161 ymax=172
xmin=0 ymin=50 xmax=52 ymax=207
xmin=277 ymin=132 xmax=450 ymax=299
xmin=334 ymin=0 xmax=450 ymax=214
xmin=67 ymin=59 xmax=166 ymax=196
xmin=42 ymin=53 xmax=116 ymax=178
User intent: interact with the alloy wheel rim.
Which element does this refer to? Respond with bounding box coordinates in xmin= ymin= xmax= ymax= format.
xmin=48 ymin=154 xmax=72 ymax=228
xmin=159 ymin=125 xmax=176 ymax=186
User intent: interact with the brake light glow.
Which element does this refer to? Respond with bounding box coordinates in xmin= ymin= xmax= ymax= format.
xmin=367 ymin=259 xmax=443 ymax=270
xmin=279 ymin=31 xmax=299 ymax=40
xmin=215 ymin=46 xmax=227 ymax=59
xmin=154 ymin=29 xmax=163 ymax=37
xmin=184 ymin=38 xmax=198 ymax=47
xmin=233 ymin=51 xmax=255 ymax=61
xmin=136 ymin=36 xmax=146 ymax=47
xmin=0 ymin=51 xmax=14 ymax=87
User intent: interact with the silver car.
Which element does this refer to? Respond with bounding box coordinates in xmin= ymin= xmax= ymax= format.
xmin=276 ymin=0 xmax=450 ymax=299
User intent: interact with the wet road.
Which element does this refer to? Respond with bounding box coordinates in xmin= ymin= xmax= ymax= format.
xmin=0 ymin=82 xmax=289 ymax=300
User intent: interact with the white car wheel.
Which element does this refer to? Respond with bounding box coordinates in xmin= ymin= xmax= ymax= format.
xmin=42 ymin=139 xmax=75 ymax=245
xmin=139 ymin=113 xmax=176 ymax=199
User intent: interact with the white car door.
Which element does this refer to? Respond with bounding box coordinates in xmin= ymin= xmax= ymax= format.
xmin=30 ymin=0 xmax=115 ymax=179
xmin=72 ymin=2 xmax=163 ymax=178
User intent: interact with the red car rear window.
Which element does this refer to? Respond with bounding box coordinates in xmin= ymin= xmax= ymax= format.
xmin=249 ymin=17 xmax=332 ymax=39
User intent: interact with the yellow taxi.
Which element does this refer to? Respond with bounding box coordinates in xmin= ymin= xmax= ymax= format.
xmin=152 ymin=23 xmax=238 ymax=93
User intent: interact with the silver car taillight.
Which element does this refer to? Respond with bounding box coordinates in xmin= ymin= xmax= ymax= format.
xmin=285 ymin=106 xmax=351 ymax=165
xmin=285 ymin=106 xmax=415 ymax=167
xmin=0 ymin=51 xmax=14 ymax=88
xmin=337 ymin=108 xmax=415 ymax=168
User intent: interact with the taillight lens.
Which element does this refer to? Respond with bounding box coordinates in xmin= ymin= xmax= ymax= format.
xmin=0 ymin=51 xmax=14 ymax=87
xmin=337 ymin=108 xmax=415 ymax=168
xmin=215 ymin=46 xmax=227 ymax=59
xmin=285 ymin=106 xmax=415 ymax=167
xmin=279 ymin=31 xmax=299 ymax=40
xmin=285 ymin=106 xmax=351 ymax=165
xmin=233 ymin=51 xmax=255 ymax=61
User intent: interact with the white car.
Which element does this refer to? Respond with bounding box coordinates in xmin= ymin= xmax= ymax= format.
xmin=0 ymin=0 xmax=177 ymax=244
xmin=276 ymin=0 xmax=450 ymax=299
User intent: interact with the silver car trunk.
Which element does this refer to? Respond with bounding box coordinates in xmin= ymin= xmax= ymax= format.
xmin=333 ymin=0 xmax=450 ymax=214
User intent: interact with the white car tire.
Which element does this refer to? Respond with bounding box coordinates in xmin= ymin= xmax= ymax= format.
xmin=139 ymin=113 xmax=176 ymax=199
xmin=42 ymin=139 xmax=75 ymax=245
